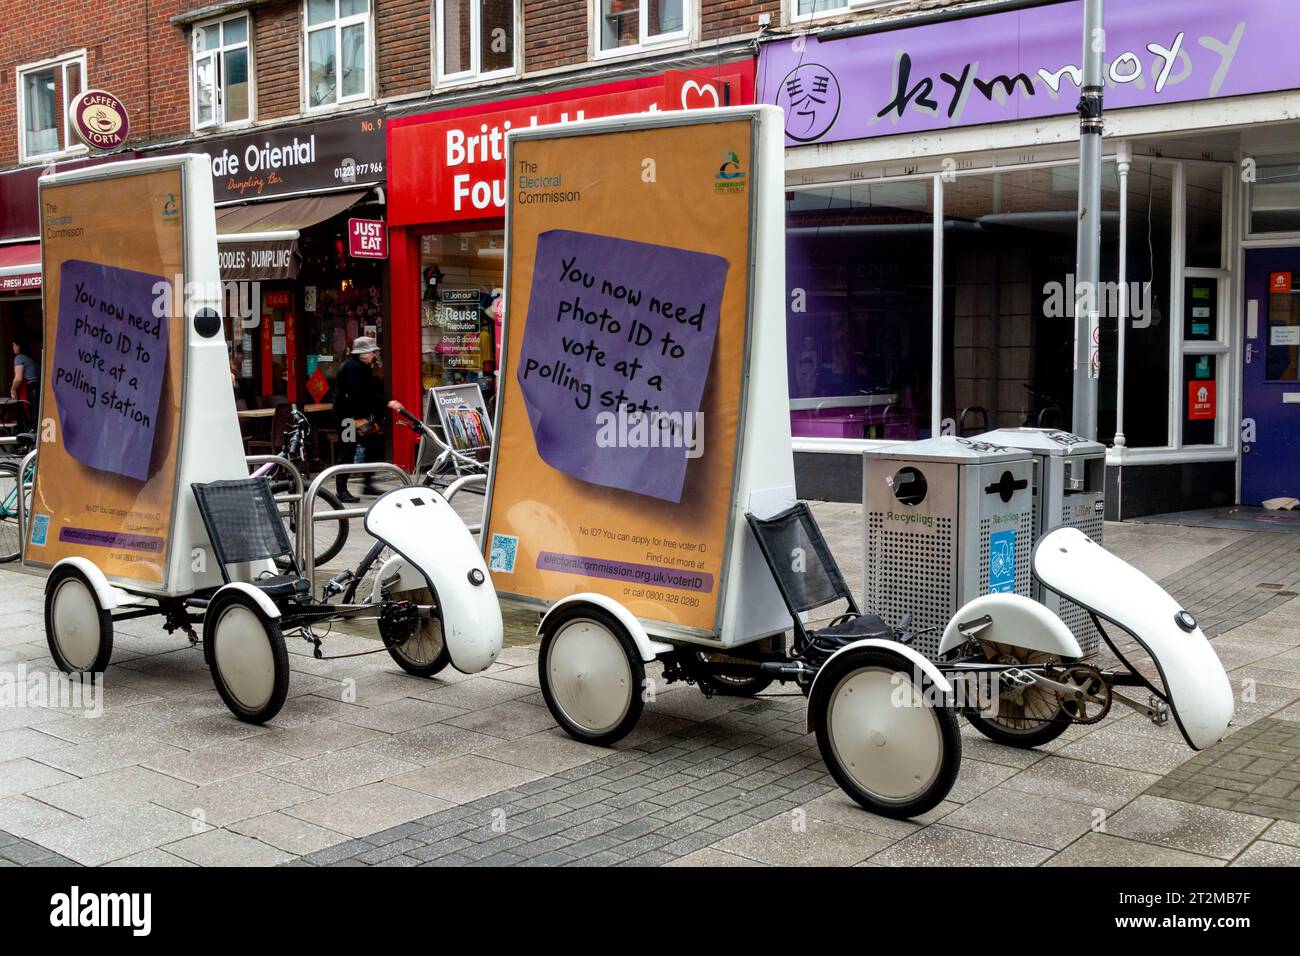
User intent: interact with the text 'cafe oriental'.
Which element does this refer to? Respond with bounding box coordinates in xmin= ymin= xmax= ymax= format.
xmin=382 ymin=65 xmax=753 ymax=469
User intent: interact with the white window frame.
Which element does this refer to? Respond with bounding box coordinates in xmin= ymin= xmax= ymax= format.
xmin=190 ymin=14 xmax=254 ymax=131
xmin=787 ymin=0 xmax=898 ymax=25
xmin=302 ymin=0 xmax=373 ymax=113
xmin=434 ymin=0 xmax=520 ymax=89
xmin=592 ymin=0 xmax=693 ymax=61
xmin=15 ymin=50 xmax=87 ymax=164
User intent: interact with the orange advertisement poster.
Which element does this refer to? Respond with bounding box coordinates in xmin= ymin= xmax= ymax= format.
xmin=26 ymin=168 xmax=187 ymax=589
xmin=485 ymin=116 xmax=755 ymax=634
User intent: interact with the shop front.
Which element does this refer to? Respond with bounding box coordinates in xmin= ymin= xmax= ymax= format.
xmin=385 ymin=65 xmax=755 ymax=468
xmin=188 ymin=112 xmax=389 ymax=414
xmin=758 ymin=0 xmax=1300 ymax=517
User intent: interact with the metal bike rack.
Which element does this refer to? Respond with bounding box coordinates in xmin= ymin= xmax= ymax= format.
xmin=442 ymin=473 xmax=487 ymax=535
xmin=14 ymin=448 xmax=37 ymax=561
xmin=299 ymin=463 xmax=412 ymax=579
xmin=244 ymin=455 xmax=304 ymax=506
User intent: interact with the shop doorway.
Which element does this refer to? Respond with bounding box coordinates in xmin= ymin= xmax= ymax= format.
xmin=1242 ymin=247 xmax=1300 ymax=505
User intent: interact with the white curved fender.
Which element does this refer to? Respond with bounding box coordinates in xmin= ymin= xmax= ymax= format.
xmin=805 ymin=639 xmax=954 ymax=733
xmin=50 ymin=557 xmax=148 ymax=610
xmin=538 ymin=593 xmax=676 ymax=664
xmin=365 ymin=487 xmax=502 ymax=674
xmin=211 ymin=582 xmax=281 ymax=619
xmin=1034 ymin=527 xmax=1233 ymax=750
xmin=938 ymin=592 xmax=1083 ymax=659
xmin=366 ymin=555 xmax=426 ymax=603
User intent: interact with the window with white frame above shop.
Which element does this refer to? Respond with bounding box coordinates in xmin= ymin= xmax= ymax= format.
xmin=305 ymin=0 xmax=371 ymax=109
xmin=789 ymin=0 xmax=895 ymax=22
xmin=436 ymin=1 xmax=516 ymax=87
xmin=595 ymin=0 xmax=690 ymax=56
xmin=192 ymin=15 xmax=252 ymax=129
xmin=16 ymin=52 xmax=86 ymax=162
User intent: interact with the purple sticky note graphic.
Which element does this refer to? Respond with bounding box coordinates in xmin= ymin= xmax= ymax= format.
xmin=51 ymin=259 xmax=169 ymax=482
xmin=517 ymin=230 xmax=728 ymax=503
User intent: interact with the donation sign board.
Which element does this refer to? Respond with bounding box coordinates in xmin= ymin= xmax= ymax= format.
xmin=27 ymin=168 xmax=187 ymax=588
xmin=484 ymin=114 xmax=757 ymax=634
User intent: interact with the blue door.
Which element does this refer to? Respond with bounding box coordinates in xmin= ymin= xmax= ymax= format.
xmin=1242 ymin=248 xmax=1300 ymax=505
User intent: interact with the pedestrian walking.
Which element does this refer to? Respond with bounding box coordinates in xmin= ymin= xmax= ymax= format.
xmin=333 ymin=335 xmax=384 ymax=502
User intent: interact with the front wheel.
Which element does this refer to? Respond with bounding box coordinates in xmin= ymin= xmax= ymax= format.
xmin=204 ymin=589 xmax=289 ymax=724
xmin=811 ymin=648 xmax=960 ymax=819
xmin=45 ymin=564 xmax=114 ymax=674
xmin=0 ymin=460 xmax=26 ymax=563
xmin=539 ymin=605 xmax=645 ymax=746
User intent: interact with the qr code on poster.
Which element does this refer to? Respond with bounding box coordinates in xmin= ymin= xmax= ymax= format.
xmin=31 ymin=514 xmax=50 ymax=547
xmin=488 ymin=533 xmax=518 ymax=574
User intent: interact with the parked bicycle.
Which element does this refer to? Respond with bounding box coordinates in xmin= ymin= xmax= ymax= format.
xmin=388 ymin=400 xmax=489 ymax=490
xmin=251 ymin=405 xmax=350 ymax=568
xmin=0 ymin=439 xmax=35 ymax=563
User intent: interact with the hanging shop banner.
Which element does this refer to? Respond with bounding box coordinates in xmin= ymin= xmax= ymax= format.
xmin=758 ymin=0 xmax=1300 ymax=146
xmin=484 ymin=114 xmax=757 ymax=634
xmin=27 ymin=166 xmax=187 ymax=588
xmin=348 ymin=217 xmax=388 ymax=259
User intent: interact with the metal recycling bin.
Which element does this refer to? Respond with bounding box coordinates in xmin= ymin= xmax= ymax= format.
xmin=974 ymin=427 xmax=1107 ymax=657
xmin=862 ymin=437 xmax=1035 ymax=660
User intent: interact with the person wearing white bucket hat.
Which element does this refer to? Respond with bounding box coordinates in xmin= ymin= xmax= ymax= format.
xmin=333 ymin=336 xmax=384 ymax=502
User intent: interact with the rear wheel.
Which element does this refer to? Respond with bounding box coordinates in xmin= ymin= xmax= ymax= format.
xmin=699 ymin=673 xmax=775 ymax=697
xmin=963 ymin=643 xmax=1071 ymax=748
xmin=205 ymin=589 xmax=288 ymax=724
xmin=384 ymin=586 xmax=451 ymax=677
xmin=44 ymin=564 xmax=113 ymax=674
xmin=812 ymin=648 xmax=960 ymax=819
xmin=539 ymin=605 xmax=645 ymax=746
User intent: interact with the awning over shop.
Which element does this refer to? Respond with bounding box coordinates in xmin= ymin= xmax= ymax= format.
xmin=0 ymin=242 xmax=41 ymax=293
xmin=216 ymin=189 xmax=368 ymax=281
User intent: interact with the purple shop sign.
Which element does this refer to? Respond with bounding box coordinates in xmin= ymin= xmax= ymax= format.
xmin=51 ymin=259 xmax=170 ymax=482
xmin=516 ymin=229 xmax=728 ymax=504
xmin=759 ymin=0 xmax=1300 ymax=146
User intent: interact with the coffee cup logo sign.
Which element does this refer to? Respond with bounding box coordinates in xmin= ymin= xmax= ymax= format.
xmin=70 ymin=90 xmax=130 ymax=152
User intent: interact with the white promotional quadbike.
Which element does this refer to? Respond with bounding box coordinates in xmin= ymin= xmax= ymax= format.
xmin=537 ymin=507 xmax=1235 ymax=818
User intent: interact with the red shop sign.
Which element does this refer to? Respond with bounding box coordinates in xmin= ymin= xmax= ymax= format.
xmin=1188 ymin=380 xmax=1216 ymax=420
xmin=348 ymin=217 xmax=388 ymax=259
xmin=387 ymin=65 xmax=754 ymax=227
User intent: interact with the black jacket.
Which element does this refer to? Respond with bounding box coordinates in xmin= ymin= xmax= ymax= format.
xmin=334 ymin=356 xmax=381 ymax=425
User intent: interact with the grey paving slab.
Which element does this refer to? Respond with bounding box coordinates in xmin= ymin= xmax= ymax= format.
xmin=714 ymin=814 xmax=894 ymax=867
xmin=286 ymin=782 xmax=454 ymax=838
xmin=29 ymin=765 xmax=195 ymax=818
xmin=1104 ymin=795 xmax=1271 ymax=860
xmin=164 ymin=828 xmax=296 ymax=867
xmin=227 ymin=812 xmax=351 ymax=855
xmin=155 ymin=772 xmax=322 ymax=827
xmin=387 ymin=755 xmax=545 ymax=804
xmin=870 ymin=824 xmax=1054 ymax=867
xmin=1045 ymin=832 xmax=1226 ymax=867
xmin=28 ymin=804 xmax=199 ymax=867
xmin=943 ymin=787 xmax=1102 ymax=851
xmin=264 ymin=747 xmax=421 ymax=794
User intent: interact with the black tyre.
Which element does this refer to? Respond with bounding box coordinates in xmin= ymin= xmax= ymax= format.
xmin=811 ymin=648 xmax=961 ymax=819
xmin=281 ymin=487 xmax=350 ymax=569
xmin=963 ymin=644 xmax=1072 ymax=749
xmin=204 ymin=589 xmax=289 ymax=724
xmin=384 ymin=586 xmax=451 ymax=677
xmin=699 ymin=672 xmax=775 ymax=697
xmin=44 ymin=564 xmax=114 ymax=674
xmin=539 ymin=605 xmax=645 ymax=746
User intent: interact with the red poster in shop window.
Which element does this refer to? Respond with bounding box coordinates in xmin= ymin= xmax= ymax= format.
xmin=259 ymin=316 xmax=273 ymax=397
xmin=1188 ymin=380 xmax=1216 ymax=420
xmin=1271 ymin=272 xmax=1293 ymax=293
xmin=285 ymin=312 xmax=298 ymax=403
xmin=306 ymin=369 xmax=329 ymax=403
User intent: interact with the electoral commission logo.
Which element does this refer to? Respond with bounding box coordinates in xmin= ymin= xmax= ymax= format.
xmin=776 ymin=63 xmax=842 ymax=143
